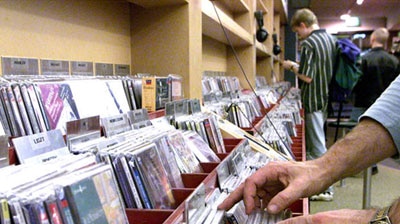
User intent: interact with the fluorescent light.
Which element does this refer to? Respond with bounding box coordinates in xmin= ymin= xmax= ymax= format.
xmin=345 ymin=16 xmax=361 ymax=27
xmin=356 ymin=0 xmax=364 ymax=5
xmin=340 ymin=14 xmax=351 ymax=20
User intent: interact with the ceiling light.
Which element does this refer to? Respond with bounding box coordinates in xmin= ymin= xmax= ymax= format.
xmin=340 ymin=13 xmax=351 ymax=20
xmin=345 ymin=16 xmax=361 ymax=27
xmin=356 ymin=0 xmax=364 ymax=5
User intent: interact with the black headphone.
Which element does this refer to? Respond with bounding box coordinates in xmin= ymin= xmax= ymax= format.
xmin=254 ymin=10 xmax=268 ymax=43
xmin=272 ymin=33 xmax=281 ymax=55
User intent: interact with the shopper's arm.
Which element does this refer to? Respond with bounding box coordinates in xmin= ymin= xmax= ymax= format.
xmin=282 ymin=60 xmax=312 ymax=83
xmin=218 ymin=118 xmax=398 ymax=215
xmin=313 ymin=117 xmax=397 ymax=184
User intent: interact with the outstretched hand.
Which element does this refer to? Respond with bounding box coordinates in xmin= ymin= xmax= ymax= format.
xmin=217 ymin=160 xmax=330 ymax=215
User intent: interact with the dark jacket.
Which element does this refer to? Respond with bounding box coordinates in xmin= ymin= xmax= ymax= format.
xmin=353 ymin=47 xmax=400 ymax=108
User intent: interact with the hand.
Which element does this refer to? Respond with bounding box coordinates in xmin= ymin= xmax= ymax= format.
xmin=217 ymin=160 xmax=330 ymax=215
xmin=282 ymin=60 xmax=297 ymax=70
xmin=277 ymin=209 xmax=375 ymax=224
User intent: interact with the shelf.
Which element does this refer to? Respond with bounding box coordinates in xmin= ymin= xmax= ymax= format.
xmin=255 ymin=41 xmax=272 ymax=57
xmin=217 ymin=0 xmax=250 ymax=14
xmin=126 ymin=0 xmax=188 ymax=8
xmin=202 ymin=0 xmax=253 ymax=47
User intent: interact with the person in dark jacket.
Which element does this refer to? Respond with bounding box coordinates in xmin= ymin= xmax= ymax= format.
xmin=350 ymin=27 xmax=400 ymax=174
xmin=351 ymin=27 xmax=400 ymax=120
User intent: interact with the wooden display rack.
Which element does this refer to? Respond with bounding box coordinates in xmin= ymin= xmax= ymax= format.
xmin=124 ymin=127 xmax=308 ymax=223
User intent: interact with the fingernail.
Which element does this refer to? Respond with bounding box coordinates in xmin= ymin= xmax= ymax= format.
xmin=268 ymin=204 xmax=279 ymax=213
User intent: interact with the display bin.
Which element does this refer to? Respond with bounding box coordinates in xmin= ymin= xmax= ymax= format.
xmin=125 ymin=137 xmax=245 ymax=223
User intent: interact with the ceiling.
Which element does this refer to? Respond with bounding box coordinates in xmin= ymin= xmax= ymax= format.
xmin=291 ymin=0 xmax=400 ymax=33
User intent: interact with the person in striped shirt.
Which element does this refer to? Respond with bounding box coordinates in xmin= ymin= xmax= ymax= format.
xmin=282 ymin=8 xmax=337 ymax=201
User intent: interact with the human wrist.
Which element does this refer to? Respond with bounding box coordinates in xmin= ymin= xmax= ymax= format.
xmin=289 ymin=63 xmax=298 ymax=72
xmin=309 ymin=158 xmax=338 ymax=189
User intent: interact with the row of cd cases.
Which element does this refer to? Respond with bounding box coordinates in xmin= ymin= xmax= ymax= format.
xmin=201 ymin=84 xmax=303 ymax=161
xmin=0 ymin=99 xmax=297 ymax=223
xmin=0 ymin=106 xmax=224 ymax=223
xmin=0 ymin=73 xmax=182 ymax=139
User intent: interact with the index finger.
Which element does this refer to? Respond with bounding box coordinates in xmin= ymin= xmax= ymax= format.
xmin=217 ymin=182 xmax=245 ymax=211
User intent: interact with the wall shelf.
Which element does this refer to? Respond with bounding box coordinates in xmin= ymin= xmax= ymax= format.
xmin=202 ymin=0 xmax=253 ymax=47
xmin=256 ymin=41 xmax=272 ymax=57
xmin=126 ymin=0 xmax=188 ymax=8
xmin=218 ymin=0 xmax=250 ymax=14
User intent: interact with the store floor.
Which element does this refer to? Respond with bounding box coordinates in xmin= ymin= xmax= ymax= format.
xmin=310 ymin=124 xmax=400 ymax=214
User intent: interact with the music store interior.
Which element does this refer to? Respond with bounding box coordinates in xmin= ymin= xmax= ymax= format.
xmin=0 ymin=0 xmax=399 ymax=223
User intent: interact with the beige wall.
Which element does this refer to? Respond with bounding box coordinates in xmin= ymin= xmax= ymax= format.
xmin=0 ymin=0 xmax=131 ymax=74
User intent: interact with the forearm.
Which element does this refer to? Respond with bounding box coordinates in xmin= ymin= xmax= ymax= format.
xmin=295 ymin=72 xmax=312 ymax=83
xmin=283 ymin=61 xmax=312 ymax=83
xmin=313 ymin=118 xmax=397 ymax=184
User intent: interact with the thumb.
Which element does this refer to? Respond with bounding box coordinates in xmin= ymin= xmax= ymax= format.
xmin=266 ymin=187 xmax=301 ymax=214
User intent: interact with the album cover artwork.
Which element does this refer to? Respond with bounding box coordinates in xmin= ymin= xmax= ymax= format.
xmin=36 ymin=82 xmax=80 ymax=134
xmin=63 ymin=177 xmax=109 ymax=224
xmin=152 ymin=135 xmax=185 ymax=188
xmin=168 ymin=74 xmax=183 ymax=101
xmin=141 ymin=77 xmax=156 ymax=112
xmin=110 ymin=154 xmax=138 ymax=209
xmin=125 ymin=153 xmax=152 ymax=209
xmin=133 ymin=143 xmax=175 ymax=209
xmin=183 ymin=131 xmax=220 ymax=163
xmin=44 ymin=194 xmax=64 ymax=224
xmin=119 ymin=154 xmax=144 ymax=209
xmin=92 ymin=168 xmax=128 ymax=224
xmin=167 ymin=130 xmax=203 ymax=174
xmin=66 ymin=79 xmax=130 ymax=119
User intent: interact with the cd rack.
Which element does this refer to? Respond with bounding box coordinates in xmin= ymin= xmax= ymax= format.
xmin=124 ymin=138 xmax=308 ymax=223
xmin=4 ymin=105 xmax=307 ymax=223
xmin=123 ymin=106 xmax=308 ymax=223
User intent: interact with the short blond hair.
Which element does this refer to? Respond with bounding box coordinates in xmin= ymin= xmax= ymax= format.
xmin=290 ymin=8 xmax=318 ymax=28
xmin=372 ymin=28 xmax=389 ymax=45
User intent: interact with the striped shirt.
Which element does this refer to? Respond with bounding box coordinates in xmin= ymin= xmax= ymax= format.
xmin=298 ymin=29 xmax=336 ymax=113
